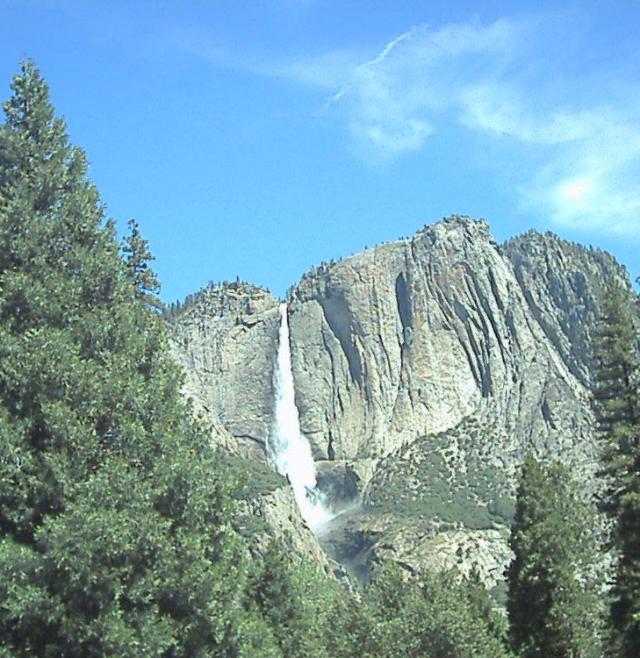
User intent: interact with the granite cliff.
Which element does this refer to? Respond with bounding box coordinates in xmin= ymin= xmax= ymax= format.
xmin=168 ymin=216 xmax=630 ymax=591
xmin=169 ymin=282 xmax=280 ymax=460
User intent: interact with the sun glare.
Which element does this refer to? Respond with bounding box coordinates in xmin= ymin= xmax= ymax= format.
xmin=559 ymin=177 xmax=592 ymax=202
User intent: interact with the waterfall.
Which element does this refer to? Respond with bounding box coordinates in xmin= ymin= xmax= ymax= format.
xmin=269 ymin=303 xmax=333 ymax=531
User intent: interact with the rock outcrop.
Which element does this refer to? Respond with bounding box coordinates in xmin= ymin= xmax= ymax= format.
xmin=169 ymin=282 xmax=340 ymax=573
xmin=168 ymin=217 xmax=632 ymax=592
xmin=504 ymin=231 xmax=628 ymax=385
xmin=288 ymin=218 xmax=595 ymax=469
xmin=169 ymin=281 xmax=280 ymax=460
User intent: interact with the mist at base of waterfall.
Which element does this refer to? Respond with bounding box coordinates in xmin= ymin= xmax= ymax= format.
xmin=268 ymin=303 xmax=334 ymax=532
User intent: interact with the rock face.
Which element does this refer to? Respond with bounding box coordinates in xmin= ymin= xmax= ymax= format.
xmin=169 ymin=281 xmax=280 ymax=460
xmin=289 ymin=218 xmax=594 ymax=465
xmin=504 ymin=231 xmax=628 ymax=386
xmin=168 ymin=217 xmax=632 ymax=592
xmin=240 ymin=482 xmax=336 ymax=574
xmin=168 ymin=284 xmax=336 ymax=572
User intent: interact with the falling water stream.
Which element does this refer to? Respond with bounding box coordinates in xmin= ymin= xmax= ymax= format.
xmin=269 ymin=303 xmax=334 ymax=532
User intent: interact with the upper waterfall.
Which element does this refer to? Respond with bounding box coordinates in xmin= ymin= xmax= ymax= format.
xmin=269 ymin=303 xmax=333 ymax=531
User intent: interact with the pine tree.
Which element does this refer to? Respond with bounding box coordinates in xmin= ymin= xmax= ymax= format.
xmin=250 ymin=539 xmax=342 ymax=658
xmin=0 ymin=60 xmax=271 ymax=657
xmin=122 ymin=218 xmax=161 ymax=309
xmin=593 ymin=280 xmax=640 ymax=511
xmin=365 ymin=563 xmax=513 ymax=658
xmin=507 ymin=455 xmax=603 ymax=658
xmin=592 ymin=278 xmax=640 ymax=657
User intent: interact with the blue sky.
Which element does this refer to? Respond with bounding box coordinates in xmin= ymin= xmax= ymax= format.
xmin=1 ymin=1 xmax=639 ymax=301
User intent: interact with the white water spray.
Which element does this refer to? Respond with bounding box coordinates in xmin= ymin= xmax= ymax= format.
xmin=269 ymin=304 xmax=334 ymax=531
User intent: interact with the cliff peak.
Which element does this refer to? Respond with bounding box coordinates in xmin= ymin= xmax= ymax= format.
xmin=169 ymin=216 xmax=629 ymax=589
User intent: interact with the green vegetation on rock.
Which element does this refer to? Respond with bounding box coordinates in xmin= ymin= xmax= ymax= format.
xmin=365 ymin=422 xmax=515 ymax=531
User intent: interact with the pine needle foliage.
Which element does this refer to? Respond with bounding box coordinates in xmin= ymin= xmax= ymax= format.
xmin=0 ymin=59 xmax=271 ymax=658
xmin=592 ymin=278 xmax=640 ymax=657
xmin=122 ymin=218 xmax=162 ymax=309
xmin=507 ymin=455 xmax=603 ymax=658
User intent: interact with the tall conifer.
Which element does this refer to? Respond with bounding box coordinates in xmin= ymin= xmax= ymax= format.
xmin=0 ymin=60 xmax=270 ymax=657
xmin=592 ymin=278 xmax=640 ymax=657
xmin=507 ymin=455 xmax=602 ymax=658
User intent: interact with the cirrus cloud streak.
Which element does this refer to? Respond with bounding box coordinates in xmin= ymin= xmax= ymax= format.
xmin=303 ymin=18 xmax=640 ymax=236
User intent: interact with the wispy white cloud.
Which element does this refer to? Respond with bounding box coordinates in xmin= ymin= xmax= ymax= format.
xmin=279 ymin=17 xmax=640 ymax=235
xmin=172 ymin=14 xmax=640 ymax=236
xmin=313 ymin=19 xmax=522 ymax=159
xmin=522 ymin=116 xmax=640 ymax=235
xmin=166 ymin=28 xmax=364 ymax=94
xmin=458 ymin=81 xmax=640 ymax=234
xmin=459 ymin=84 xmax=600 ymax=144
xmin=322 ymin=24 xmax=425 ymax=110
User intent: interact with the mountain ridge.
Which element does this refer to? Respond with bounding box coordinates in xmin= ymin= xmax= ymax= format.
xmin=168 ymin=215 xmax=631 ymax=589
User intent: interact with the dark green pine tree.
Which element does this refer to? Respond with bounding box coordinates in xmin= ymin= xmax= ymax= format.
xmin=250 ymin=539 xmax=341 ymax=658
xmin=365 ymin=563 xmax=513 ymax=658
xmin=0 ymin=60 xmax=272 ymax=657
xmin=507 ymin=455 xmax=603 ymax=658
xmin=592 ymin=278 xmax=640 ymax=657
xmin=122 ymin=218 xmax=162 ymax=309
